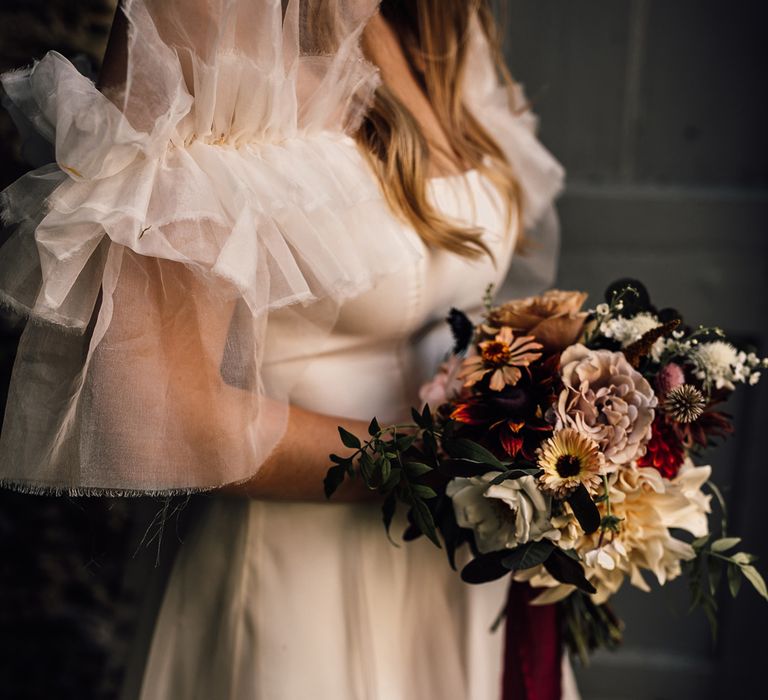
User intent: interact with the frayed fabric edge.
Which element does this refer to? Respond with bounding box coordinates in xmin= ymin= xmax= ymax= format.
xmin=0 ymin=478 xmax=217 ymax=498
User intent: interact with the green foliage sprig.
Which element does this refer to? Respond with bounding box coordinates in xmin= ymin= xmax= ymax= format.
xmin=683 ymin=481 xmax=767 ymax=638
xmin=324 ymin=405 xmax=444 ymax=547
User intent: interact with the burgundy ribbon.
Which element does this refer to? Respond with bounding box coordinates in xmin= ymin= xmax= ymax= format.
xmin=501 ymin=581 xmax=561 ymax=700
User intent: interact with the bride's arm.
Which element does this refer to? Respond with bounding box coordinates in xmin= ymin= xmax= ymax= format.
xmin=95 ymin=4 xmax=371 ymax=503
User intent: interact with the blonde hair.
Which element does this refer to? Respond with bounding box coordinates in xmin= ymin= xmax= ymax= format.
xmin=356 ymin=0 xmax=522 ymax=259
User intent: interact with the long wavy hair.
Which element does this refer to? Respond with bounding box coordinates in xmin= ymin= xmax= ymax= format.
xmin=357 ymin=0 xmax=522 ymax=259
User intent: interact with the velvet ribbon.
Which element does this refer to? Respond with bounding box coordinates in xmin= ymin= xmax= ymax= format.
xmin=501 ymin=581 xmax=561 ymax=700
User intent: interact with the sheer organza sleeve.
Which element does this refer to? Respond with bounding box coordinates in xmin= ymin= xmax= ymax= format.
xmin=0 ymin=0 xmax=420 ymax=494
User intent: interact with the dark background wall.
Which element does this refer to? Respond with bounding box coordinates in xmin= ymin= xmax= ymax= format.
xmin=0 ymin=1 xmax=766 ymax=698
xmin=504 ymin=1 xmax=768 ymax=697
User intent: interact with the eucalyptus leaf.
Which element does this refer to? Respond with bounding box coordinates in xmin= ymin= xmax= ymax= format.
xmin=405 ymin=462 xmax=433 ymax=477
xmin=368 ymin=417 xmax=381 ymax=437
xmin=382 ymin=467 xmax=402 ymax=492
xmin=731 ymin=552 xmax=755 ymax=565
xmin=395 ymin=434 xmax=418 ymax=452
xmin=422 ymin=431 xmax=438 ymax=459
xmin=711 ymin=537 xmax=741 ymax=553
xmin=544 ymin=549 xmax=597 ymax=594
xmin=488 ymin=468 xmax=542 ymax=486
xmin=742 ymin=565 xmax=768 ymax=601
xmin=380 ymin=457 xmax=392 ymax=485
xmin=440 ymin=458 xmax=492 ymax=478
xmin=727 ymin=562 xmax=742 ymax=598
xmin=707 ymin=556 xmax=722 ymax=596
xmin=338 ymin=426 xmax=361 ymax=450
xmin=444 ymin=439 xmax=507 ymax=470
xmin=692 ymin=535 xmax=711 ymax=550
xmin=461 ymin=550 xmax=510 ymax=584
xmin=567 ymin=484 xmax=601 ymax=535
xmin=411 ymin=484 xmax=438 ymax=500
xmin=359 ymin=452 xmax=375 ymax=483
xmin=501 ymin=540 xmax=554 ymax=571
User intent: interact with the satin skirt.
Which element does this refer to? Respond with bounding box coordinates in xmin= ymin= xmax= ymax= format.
xmin=137 ymin=498 xmax=516 ymax=700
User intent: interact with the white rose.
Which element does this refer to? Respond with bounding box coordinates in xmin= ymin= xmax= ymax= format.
xmin=446 ymin=473 xmax=560 ymax=554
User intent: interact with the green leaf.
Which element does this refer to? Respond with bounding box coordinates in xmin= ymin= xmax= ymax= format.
xmin=323 ymin=463 xmax=346 ymax=499
xmin=411 ymin=405 xmax=434 ymax=430
xmin=410 ymin=497 xmax=440 ymax=548
xmin=382 ymin=492 xmax=397 ymax=543
xmin=742 ymin=565 xmax=768 ymax=601
xmin=707 ymin=556 xmax=722 ymax=596
xmin=359 ymin=452 xmax=375 ymax=484
xmin=411 ymin=484 xmax=438 ymax=500
xmin=405 ymin=462 xmax=433 ymax=477
xmin=338 ymin=426 xmax=361 ymax=450
xmin=731 ymin=552 xmax=756 ymax=565
xmin=380 ymin=457 xmax=392 ymax=485
xmin=368 ymin=417 xmax=381 ymax=436
xmin=501 ymin=540 xmax=555 ymax=571
xmin=727 ymin=562 xmax=743 ymax=598
xmin=544 ymin=549 xmax=597 ymax=595
xmin=382 ymin=467 xmax=402 ymax=492
xmin=711 ymin=537 xmax=741 ymax=553
xmin=460 ymin=550 xmax=510 ymax=584
xmin=395 ymin=435 xmax=417 ymax=453
xmin=487 ymin=468 xmax=542 ymax=486
xmin=422 ymin=431 xmax=438 ymax=459
xmin=567 ymin=484 xmax=601 ymax=535
xmin=692 ymin=535 xmax=711 ymax=550
xmin=444 ymin=439 xmax=507 ymax=469
xmin=702 ymin=597 xmax=718 ymax=641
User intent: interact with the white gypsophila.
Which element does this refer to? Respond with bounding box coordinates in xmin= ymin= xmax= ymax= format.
xmin=599 ymin=312 xmax=661 ymax=347
xmin=734 ymin=350 xmax=768 ymax=387
xmin=692 ymin=340 xmax=739 ymax=390
xmin=446 ymin=473 xmax=560 ymax=554
xmin=649 ymin=337 xmax=668 ymax=363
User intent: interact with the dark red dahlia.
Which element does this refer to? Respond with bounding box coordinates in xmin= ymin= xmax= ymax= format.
xmin=637 ymin=415 xmax=686 ymax=479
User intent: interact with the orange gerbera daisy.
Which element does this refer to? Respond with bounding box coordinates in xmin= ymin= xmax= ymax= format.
xmin=460 ymin=327 xmax=543 ymax=391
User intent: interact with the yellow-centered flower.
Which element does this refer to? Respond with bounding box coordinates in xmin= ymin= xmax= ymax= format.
xmin=537 ymin=428 xmax=604 ymax=498
xmin=460 ymin=327 xmax=543 ymax=391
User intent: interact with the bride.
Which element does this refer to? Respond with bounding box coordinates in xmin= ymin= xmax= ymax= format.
xmin=0 ymin=0 xmax=573 ymax=697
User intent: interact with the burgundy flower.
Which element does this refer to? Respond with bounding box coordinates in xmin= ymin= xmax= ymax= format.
xmin=636 ymin=416 xmax=686 ymax=479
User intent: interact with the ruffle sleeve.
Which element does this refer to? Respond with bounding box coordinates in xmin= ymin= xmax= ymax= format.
xmin=0 ymin=0 xmax=565 ymax=495
xmin=0 ymin=0 xmax=420 ymax=495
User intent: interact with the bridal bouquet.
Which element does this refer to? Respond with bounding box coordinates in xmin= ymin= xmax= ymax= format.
xmin=325 ymin=280 xmax=768 ymax=659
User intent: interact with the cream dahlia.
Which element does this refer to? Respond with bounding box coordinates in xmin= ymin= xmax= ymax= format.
xmin=515 ymin=463 xmax=712 ymax=605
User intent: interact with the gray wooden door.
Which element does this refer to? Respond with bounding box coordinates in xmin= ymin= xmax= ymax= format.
xmin=503 ymin=1 xmax=768 ymax=697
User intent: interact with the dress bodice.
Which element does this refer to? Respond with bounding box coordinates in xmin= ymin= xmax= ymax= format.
xmin=264 ymin=163 xmax=517 ymax=423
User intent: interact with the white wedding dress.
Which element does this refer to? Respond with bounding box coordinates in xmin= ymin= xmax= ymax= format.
xmin=0 ymin=1 xmax=577 ymax=698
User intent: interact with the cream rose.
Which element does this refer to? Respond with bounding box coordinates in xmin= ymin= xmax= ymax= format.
xmin=447 ymin=473 xmax=559 ymax=553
